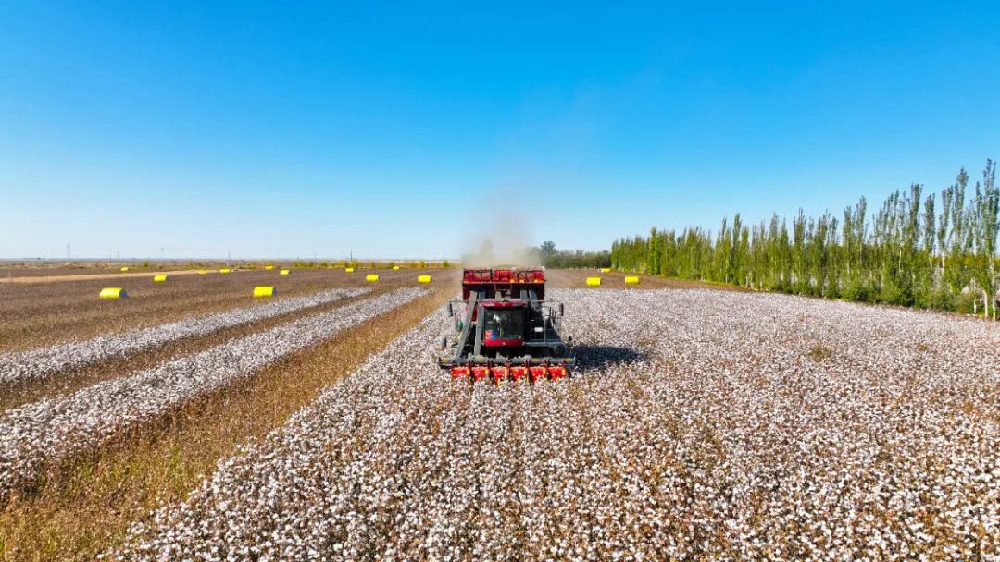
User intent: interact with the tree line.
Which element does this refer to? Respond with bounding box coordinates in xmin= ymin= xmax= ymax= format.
xmin=532 ymin=241 xmax=612 ymax=269
xmin=610 ymin=161 xmax=1000 ymax=319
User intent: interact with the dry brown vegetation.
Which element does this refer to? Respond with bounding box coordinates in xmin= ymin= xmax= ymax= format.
xmin=806 ymin=343 xmax=834 ymax=361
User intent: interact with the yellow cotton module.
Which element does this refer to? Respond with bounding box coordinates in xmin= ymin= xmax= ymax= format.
xmin=253 ymin=286 xmax=276 ymax=298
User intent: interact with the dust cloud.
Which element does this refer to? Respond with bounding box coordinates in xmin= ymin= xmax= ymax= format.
xmin=459 ymin=191 xmax=540 ymax=267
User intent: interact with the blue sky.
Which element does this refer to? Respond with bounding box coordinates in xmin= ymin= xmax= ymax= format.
xmin=2 ymin=2 xmax=999 ymax=259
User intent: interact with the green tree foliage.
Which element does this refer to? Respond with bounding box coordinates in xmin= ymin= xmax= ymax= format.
xmin=610 ymin=162 xmax=1000 ymax=319
xmin=530 ymin=241 xmax=611 ymax=269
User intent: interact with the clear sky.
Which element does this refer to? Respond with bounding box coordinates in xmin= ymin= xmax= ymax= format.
xmin=3 ymin=1 xmax=999 ymax=260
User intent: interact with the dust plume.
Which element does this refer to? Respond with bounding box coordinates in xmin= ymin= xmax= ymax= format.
xmin=459 ymin=192 xmax=540 ymax=267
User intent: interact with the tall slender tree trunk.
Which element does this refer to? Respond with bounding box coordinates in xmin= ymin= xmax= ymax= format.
xmin=992 ymin=257 xmax=997 ymax=320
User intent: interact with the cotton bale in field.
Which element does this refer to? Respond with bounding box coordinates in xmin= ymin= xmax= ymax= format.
xmin=624 ymin=275 xmax=640 ymax=285
xmin=198 ymin=270 xmax=208 ymax=275
xmin=265 ymin=265 xmax=274 ymax=270
xmin=219 ymin=268 xmax=232 ymax=274
xmin=345 ymin=267 xmax=355 ymax=273
xmin=417 ymin=274 xmax=432 ymax=284
xmin=253 ymin=286 xmax=276 ymax=298
xmin=99 ymin=287 xmax=127 ymax=299
xmin=280 ymin=269 xmax=290 ymax=276
xmin=600 ymin=268 xmax=611 ymax=273
xmin=153 ymin=274 xmax=168 ymax=283
xmin=393 ymin=265 xmax=400 ymax=270
xmin=586 ymin=276 xmax=602 ymax=287
xmin=366 ymin=274 xmax=379 ymax=282
xmin=119 ymin=266 xmax=130 ymax=272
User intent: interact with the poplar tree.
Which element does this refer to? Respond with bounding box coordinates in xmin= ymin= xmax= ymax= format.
xmin=608 ymin=161 xmax=997 ymax=319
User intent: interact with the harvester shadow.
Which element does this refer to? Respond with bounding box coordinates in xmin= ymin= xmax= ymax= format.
xmin=572 ymin=345 xmax=649 ymax=372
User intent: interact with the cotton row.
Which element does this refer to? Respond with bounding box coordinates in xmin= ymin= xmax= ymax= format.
xmin=0 ymin=288 xmax=371 ymax=385
xmin=0 ymin=288 xmax=427 ymax=501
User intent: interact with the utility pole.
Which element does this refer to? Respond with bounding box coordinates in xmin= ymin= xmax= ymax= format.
xmin=66 ymin=242 xmax=70 ymax=261
xmin=161 ymin=247 xmax=165 ymax=261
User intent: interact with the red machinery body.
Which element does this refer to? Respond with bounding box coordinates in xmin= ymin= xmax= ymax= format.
xmin=462 ymin=268 xmax=546 ymax=301
xmin=440 ymin=267 xmax=574 ymax=384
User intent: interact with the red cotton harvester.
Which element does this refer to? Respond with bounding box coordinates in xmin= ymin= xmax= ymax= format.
xmin=439 ymin=268 xmax=575 ymax=384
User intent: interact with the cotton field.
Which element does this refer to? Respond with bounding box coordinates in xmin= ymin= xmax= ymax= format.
xmin=0 ymin=288 xmax=370 ymax=385
xmin=0 ymin=288 xmax=427 ymax=501
xmin=105 ymin=289 xmax=999 ymax=561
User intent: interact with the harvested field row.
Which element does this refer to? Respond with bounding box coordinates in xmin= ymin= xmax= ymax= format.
xmin=0 ymin=288 xmax=428 ymax=502
xmin=0 ymin=288 xmax=369 ymax=386
xmin=0 ymin=269 xmax=458 ymax=353
xmin=110 ymin=289 xmax=998 ymax=561
xmin=0 ymin=264 xmax=227 ymax=279
xmin=1 ymin=269 xmax=213 ymax=283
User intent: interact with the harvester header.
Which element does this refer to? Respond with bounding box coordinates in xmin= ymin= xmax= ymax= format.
xmin=461 ymin=267 xmax=546 ymax=300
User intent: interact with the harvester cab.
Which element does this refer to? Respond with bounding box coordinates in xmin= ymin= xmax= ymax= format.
xmin=439 ymin=268 xmax=574 ymax=384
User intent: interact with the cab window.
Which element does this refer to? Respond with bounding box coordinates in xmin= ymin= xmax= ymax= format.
xmin=483 ymin=309 xmax=524 ymax=340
